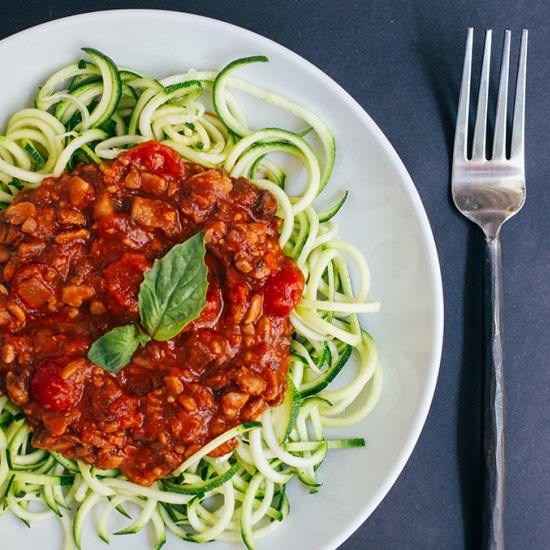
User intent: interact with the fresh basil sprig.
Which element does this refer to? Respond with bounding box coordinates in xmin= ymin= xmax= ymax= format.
xmin=87 ymin=232 xmax=208 ymax=372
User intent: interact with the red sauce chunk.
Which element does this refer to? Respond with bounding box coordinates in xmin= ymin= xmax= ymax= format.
xmin=0 ymin=142 xmax=304 ymax=485
xmin=30 ymin=357 xmax=84 ymax=412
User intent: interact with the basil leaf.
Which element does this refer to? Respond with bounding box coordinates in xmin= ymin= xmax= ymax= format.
xmin=87 ymin=324 xmax=150 ymax=372
xmin=138 ymin=232 xmax=208 ymax=341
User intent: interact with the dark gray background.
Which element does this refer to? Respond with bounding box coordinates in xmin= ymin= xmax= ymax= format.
xmin=1 ymin=2 xmax=548 ymax=549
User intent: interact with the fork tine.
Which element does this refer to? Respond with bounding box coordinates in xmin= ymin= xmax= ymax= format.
xmin=472 ymin=30 xmax=492 ymax=160
xmin=492 ymin=30 xmax=511 ymax=160
xmin=454 ymin=28 xmax=473 ymax=161
xmin=511 ymin=29 xmax=528 ymax=159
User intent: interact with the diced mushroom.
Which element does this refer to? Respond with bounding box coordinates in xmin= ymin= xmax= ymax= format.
xmin=68 ymin=176 xmax=95 ymax=207
xmin=235 ymin=369 xmax=267 ymax=396
xmin=124 ymin=166 xmax=142 ymax=189
xmin=130 ymin=196 xmax=181 ymax=235
xmin=5 ymin=370 xmax=29 ymax=405
xmin=186 ymin=170 xmax=233 ymax=199
xmin=58 ymin=208 xmax=87 ymax=226
xmin=5 ymin=202 xmax=36 ymax=225
xmin=12 ymin=264 xmax=58 ymax=309
xmin=221 ymin=391 xmax=249 ymax=418
xmin=93 ymin=193 xmax=114 ymax=219
xmin=21 ymin=217 xmax=38 ymax=235
xmin=141 ymin=172 xmax=167 ymax=195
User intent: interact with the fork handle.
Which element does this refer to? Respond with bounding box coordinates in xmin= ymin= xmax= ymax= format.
xmin=483 ymin=235 xmax=506 ymax=550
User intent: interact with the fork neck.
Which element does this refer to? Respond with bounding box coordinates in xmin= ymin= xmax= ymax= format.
xmin=483 ymin=224 xmax=502 ymax=243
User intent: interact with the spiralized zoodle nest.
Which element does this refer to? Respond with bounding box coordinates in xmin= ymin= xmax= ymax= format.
xmin=0 ymin=49 xmax=382 ymax=550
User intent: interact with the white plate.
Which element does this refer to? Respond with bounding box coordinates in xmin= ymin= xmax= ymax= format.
xmin=0 ymin=10 xmax=444 ymax=550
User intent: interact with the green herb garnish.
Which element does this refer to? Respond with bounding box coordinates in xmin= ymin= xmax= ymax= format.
xmin=87 ymin=325 xmax=151 ymax=373
xmin=87 ymin=232 xmax=208 ymax=372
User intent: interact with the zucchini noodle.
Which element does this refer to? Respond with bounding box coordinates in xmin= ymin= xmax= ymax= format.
xmin=0 ymin=51 xmax=382 ymax=549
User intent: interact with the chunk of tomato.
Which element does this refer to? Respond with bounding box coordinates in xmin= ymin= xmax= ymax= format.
xmin=262 ymin=261 xmax=304 ymax=317
xmin=119 ymin=141 xmax=187 ymax=181
xmin=12 ymin=263 xmax=59 ymax=312
xmin=30 ymin=358 xmax=82 ymax=411
xmin=103 ymin=253 xmax=151 ymax=316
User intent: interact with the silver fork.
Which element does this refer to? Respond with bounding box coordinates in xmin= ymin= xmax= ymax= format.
xmin=452 ymin=28 xmax=528 ymax=550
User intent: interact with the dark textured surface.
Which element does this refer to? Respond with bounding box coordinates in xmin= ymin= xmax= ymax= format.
xmin=1 ymin=2 xmax=549 ymax=549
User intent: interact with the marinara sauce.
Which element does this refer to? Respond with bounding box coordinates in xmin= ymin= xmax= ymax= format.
xmin=0 ymin=142 xmax=304 ymax=485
